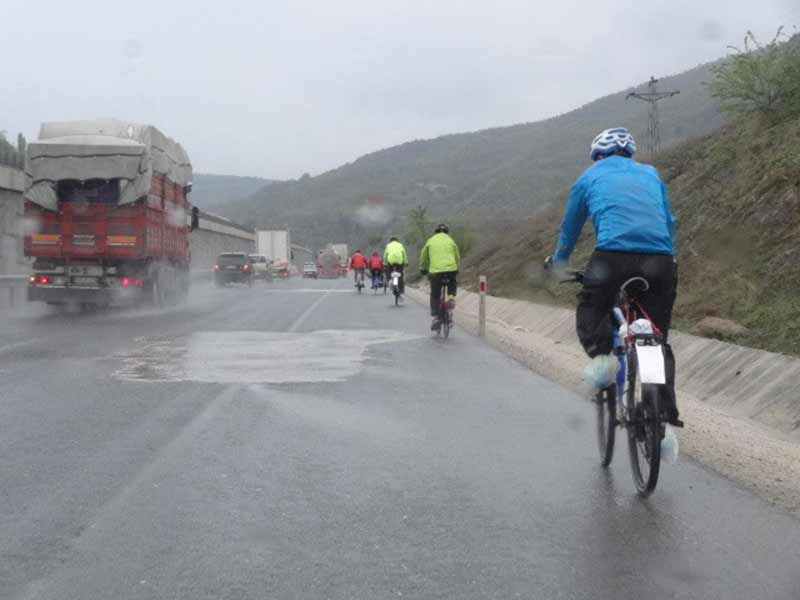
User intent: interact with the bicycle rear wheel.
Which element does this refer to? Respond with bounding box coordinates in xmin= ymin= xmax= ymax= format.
xmin=596 ymin=386 xmax=616 ymax=467
xmin=440 ymin=287 xmax=450 ymax=338
xmin=625 ymin=350 xmax=661 ymax=496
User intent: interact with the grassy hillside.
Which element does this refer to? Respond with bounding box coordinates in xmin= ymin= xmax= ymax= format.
xmin=460 ymin=111 xmax=800 ymax=356
xmin=461 ymin=33 xmax=800 ymax=356
xmin=191 ymin=174 xmax=276 ymax=214
xmin=220 ymin=61 xmax=724 ymax=248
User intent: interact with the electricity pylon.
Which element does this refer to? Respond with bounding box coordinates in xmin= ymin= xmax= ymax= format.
xmin=626 ymin=76 xmax=680 ymax=158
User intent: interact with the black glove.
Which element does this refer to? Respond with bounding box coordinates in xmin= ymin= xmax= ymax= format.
xmin=420 ymin=270 xmax=428 ymax=276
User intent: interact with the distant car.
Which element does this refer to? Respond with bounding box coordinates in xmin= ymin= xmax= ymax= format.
xmin=303 ymin=262 xmax=319 ymax=279
xmin=214 ymin=253 xmax=253 ymax=287
xmin=248 ymin=254 xmax=273 ymax=281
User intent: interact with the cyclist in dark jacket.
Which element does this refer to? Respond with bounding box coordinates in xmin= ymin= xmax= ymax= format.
xmin=547 ymin=127 xmax=681 ymax=427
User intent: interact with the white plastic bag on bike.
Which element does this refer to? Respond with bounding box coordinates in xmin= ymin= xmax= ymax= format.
xmin=630 ymin=318 xmax=654 ymax=335
xmin=661 ymin=425 xmax=679 ymax=464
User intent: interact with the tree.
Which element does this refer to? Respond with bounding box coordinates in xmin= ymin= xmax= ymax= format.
xmin=406 ymin=205 xmax=430 ymax=248
xmin=710 ymin=28 xmax=800 ymax=124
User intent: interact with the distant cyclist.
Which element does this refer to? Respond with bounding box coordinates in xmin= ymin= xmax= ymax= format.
xmin=545 ymin=127 xmax=681 ymax=427
xmin=368 ymin=251 xmax=384 ymax=288
xmin=350 ymin=249 xmax=368 ymax=287
xmin=383 ymin=236 xmax=408 ymax=296
xmin=419 ymin=224 xmax=460 ymax=331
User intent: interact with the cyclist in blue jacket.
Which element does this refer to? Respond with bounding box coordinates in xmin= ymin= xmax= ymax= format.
xmin=546 ymin=127 xmax=682 ymax=427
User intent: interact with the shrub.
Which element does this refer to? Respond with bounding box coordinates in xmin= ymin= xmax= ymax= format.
xmin=710 ymin=29 xmax=800 ymax=124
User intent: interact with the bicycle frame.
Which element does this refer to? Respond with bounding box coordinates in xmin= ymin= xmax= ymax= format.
xmin=612 ymin=323 xmax=627 ymax=414
xmin=611 ymin=288 xmax=668 ymax=426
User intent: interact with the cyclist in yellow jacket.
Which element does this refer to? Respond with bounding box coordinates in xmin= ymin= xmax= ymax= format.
xmin=383 ymin=236 xmax=408 ymax=296
xmin=419 ymin=224 xmax=461 ymax=330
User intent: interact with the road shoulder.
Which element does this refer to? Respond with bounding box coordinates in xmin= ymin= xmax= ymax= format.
xmin=407 ymin=285 xmax=800 ymax=517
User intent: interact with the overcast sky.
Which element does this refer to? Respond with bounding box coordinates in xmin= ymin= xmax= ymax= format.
xmin=2 ymin=1 xmax=797 ymax=179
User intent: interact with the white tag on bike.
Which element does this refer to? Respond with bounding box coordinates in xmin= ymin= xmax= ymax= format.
xmin=636 ymin=344 xmax=666 ymax=384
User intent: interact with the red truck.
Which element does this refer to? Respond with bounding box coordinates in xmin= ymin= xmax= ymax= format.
xmin=316 ymin=248 xmax=341 ymax=278
xmin=24 ymin=120 xmax=195 ymax=308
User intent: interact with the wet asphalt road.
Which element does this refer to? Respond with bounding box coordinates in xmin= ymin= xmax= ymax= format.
xmin=1 ymin=277 xmax=799 ymax=600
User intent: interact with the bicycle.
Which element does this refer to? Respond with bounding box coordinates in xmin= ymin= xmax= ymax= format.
xmin=562 ymin=269 xmax=670 ymax=496
xmin=354 ymin=269 xmax=366 ymax=294
xmin=434 ymin=273 xmax=454 ymax=339
xmin=388 ymin=270 xmax=403 ymax=305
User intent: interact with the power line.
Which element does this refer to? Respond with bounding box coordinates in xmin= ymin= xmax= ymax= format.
xmin=626 ymin=76 xmax=680 ymax=158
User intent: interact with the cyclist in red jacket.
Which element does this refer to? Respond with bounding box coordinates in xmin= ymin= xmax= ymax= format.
xmin=350 ymin=250 xmax=368 ymax=287
xmin=368 ymin=252 xmax=384 ymax=289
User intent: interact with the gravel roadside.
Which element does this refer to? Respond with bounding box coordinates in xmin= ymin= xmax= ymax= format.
xmin=407 ymin=286 xmax=800 ymax=517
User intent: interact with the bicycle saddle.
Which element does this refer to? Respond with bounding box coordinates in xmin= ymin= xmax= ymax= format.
xmin=620 ymin=276 xmax=650 ymax=297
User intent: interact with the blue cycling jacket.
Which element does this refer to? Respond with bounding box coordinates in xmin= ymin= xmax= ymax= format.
xmin=553 ymin=155 xmax=675 ymax=262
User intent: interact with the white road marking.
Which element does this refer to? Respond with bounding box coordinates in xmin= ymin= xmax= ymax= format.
xmin=0 ymin=338 xmax=42 ymax=356
xmin=288 ymin=291 xmax=330 ymax=332
xmin=13 ymin=384 xmax=241 ymax=600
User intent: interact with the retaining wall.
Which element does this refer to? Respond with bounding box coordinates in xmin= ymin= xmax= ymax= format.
xmin=0 ymin=166 xmax=27 ymax=309
xmin=190 ymin=226 xmax=255 ymax=270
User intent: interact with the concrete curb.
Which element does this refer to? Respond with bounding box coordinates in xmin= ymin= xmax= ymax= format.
xmin=407 ymin=284 xmax=800 ymax=516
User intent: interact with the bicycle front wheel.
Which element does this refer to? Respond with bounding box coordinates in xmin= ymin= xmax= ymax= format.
xmin=596 ymin=386 xmax=616 ymax=467
xmin=625 ymin=350 xmax=661 ymax=496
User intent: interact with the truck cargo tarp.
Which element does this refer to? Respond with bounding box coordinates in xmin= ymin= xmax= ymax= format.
xmin=25 ymin=119 xmax=192 ymax=211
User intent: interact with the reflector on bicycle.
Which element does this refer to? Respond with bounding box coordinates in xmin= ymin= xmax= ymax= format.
xmin=636 ymin=344 xmax=666 ymax=384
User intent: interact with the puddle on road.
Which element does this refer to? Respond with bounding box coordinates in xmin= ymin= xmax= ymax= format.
xmin=114 ymin=330 xmax=419 ymax=384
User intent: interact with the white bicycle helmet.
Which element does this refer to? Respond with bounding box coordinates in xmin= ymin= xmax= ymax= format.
xmin=590 ymin=127 xmax=637 ymax=161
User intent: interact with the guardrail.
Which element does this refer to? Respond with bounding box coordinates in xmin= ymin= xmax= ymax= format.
xmin=0 ymin=274 xmax=28 ymax=309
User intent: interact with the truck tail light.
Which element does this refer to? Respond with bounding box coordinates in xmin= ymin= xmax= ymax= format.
xmin=213 ymin=264 xmax=219 ymax=270
xmin=107 ymin=235 xmax=137 ymax=247
xmin=122 ymin=277 xmax=131 ymax=287
xmin=242 ymin=264 xmax=250 ymax=270
xmin=134 ymin=278 xmax=143 ymax=287
xmin=38 ymin=275 xmax=51 ymax=285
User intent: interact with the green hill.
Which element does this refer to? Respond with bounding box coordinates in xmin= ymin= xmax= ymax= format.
xmin=191 ymin=174 xmax=276 ymax=214
xmin=219 ymin=60 xmax=723 ymax=248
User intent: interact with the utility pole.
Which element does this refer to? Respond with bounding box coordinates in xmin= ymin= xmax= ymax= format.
xmin=626 ymin=76 xmax=679 ymax=159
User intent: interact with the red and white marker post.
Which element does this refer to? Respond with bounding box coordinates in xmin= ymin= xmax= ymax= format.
xmin=479 ymin=275 xmax=487 ymax=337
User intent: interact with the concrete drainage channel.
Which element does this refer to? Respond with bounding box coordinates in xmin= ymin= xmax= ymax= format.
xmin=407 ymin=284 xmax=800 ymax=516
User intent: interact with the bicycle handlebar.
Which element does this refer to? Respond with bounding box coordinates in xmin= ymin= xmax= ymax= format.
xmin=542 ymin=255 xmax=584 ymax=284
